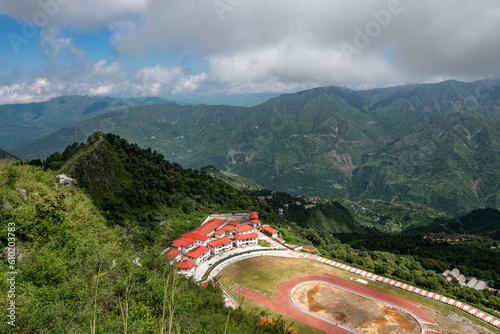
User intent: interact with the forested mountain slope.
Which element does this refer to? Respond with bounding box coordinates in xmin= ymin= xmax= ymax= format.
xmin=0 ymin=95 xmax=169 ymax=153
xmin=16 ymin=80 xmax=500 ymax=215
xmin=41 ymin=132 xmax=258 ymax=246
xmin=0 ymin=148 xmax=18 ymax=161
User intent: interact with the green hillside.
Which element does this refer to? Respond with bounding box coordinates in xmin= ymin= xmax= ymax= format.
xmin=202 ymin=166 xmax=264 ymax=190
xmin=341 ymin=199 xmax=455 ymax=233
xmin=14 ymin=80 xmax=500 ymax=216
xmin=0 ymin=95 xmax=169 ymax=153
xmin=42 ymin=132 xmax=258 ymax=246
xmin=426 ymin=208 xmax=500 ymax=240
xmin=0 ymin=148 xmax=18 ymax=161
xmin=0 ymin=164 xmax=297 ymax=333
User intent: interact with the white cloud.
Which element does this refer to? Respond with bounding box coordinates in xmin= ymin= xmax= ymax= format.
xmin=1 ymin=0 xmax=500 ymax=104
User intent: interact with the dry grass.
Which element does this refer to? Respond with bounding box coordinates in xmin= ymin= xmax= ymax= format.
xmin=219 ymin=256 xmax=356 ymax=298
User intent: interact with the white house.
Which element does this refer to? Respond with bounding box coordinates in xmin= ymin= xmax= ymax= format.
xmin=207 ymin=237 xmax=233 ymax=255
xmin=162 ymin=248 xmax=182 ymax=263
xmin=233 ymin=233 xmax=258 ymax=248
xmin=176 ymin=259 xmax=195 ymax=277
xmin=261 ymin=225 xmax=279 ymax=238
xmin=234 ymin=223 xmax=255 ymax=235
xmin=182 ymin=232 xmax=210 ymax=247
xmin=185 ymin=246 xmax=211 ymax=266
xmin=171 ymin=237 xmax=197 ymax=254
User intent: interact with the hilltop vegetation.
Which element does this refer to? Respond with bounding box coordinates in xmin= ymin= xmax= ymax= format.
xmin=36 ymin=132 xmax=258 ymax=247
xmin=0 ymin=149 xmax=18 ymax=161
xmin=202 ymin=165 xmax=264 ymax=190
xmin=15 ymin=80 xmax=500 ymax=216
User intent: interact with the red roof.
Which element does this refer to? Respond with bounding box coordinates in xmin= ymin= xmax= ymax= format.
xmin=219 ymin=225 xmax=235 ymax=232
xmin=183 ymin=232 xmax=210 ymax=242
xmin=262 ymin=226 xmax=278 ymax=234
xmin=235 ymin=224 xmax=254 ymax=233
xmin=227 ymin=221 xmax=241 ymax=226
xmin=176 ymin=259 xmax=195 ymax=269
xmin=207 ymin=237 xmax=233 ymax=248
xmin=209 ymin=218 xmax=227 ymax=226
xmin=191 ymin=220 xmax=219 ymax=236
xmin=233 ymin=233 xmax=258 ymax=240
xmin=251 ymin=211 xmax=258 ymax=218
xmin=171 ymin=237 xmax=196 ymax=248
xmin=185 ymin=246 xmax=211 ymax=259
xmin=163 ymin=248 xmax=181 ymax=260
xmin=250 ymin=219 xmax=262 ymax=224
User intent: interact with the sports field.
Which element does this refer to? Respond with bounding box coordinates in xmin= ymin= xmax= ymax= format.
xmin=218 ymin=256 xmax=500 ymax=334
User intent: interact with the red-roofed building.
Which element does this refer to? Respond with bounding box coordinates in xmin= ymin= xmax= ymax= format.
xmin=182 ymin=232 xmax=210 ymax=246
xmin=250 ymin=219 xmax=262 ymax=228
xmin=250 ymin=211 xmax=258 ymax=219
xmin=176 ymin=260 xmax=195 ymax=277
xmin=233 ymin=232 xmax=258 ymax=247
xmin=185 ymin=246 xmax=211 ymax=265
xmin=191 ymin=218 xmax=228 ymax=236
xmin=220 ymin=225 xmax=235 ymax=232
xmin=213 ymin=230 xmax=225 ymax=238
xmin=171 ymin=237 xmax=197 ymax=254
xmin=207 ymin=237 xmax=233 ymax=255
xmin=162 ymin=248 xmax=182 ymax=263
xmin=234 ymin=223 xmax=255 ymax=235
xmin=261 ymin=225 xmax=279 ymax=238
xmin=209 ymin=218 xmax=228 ymax=229
xmin=227 ymin=220 xmax=242 ymax=227
xmin=214 ymin=225 xmax=236 ymax=238
xmin=191 ymin=221 xmax=218 ymax=236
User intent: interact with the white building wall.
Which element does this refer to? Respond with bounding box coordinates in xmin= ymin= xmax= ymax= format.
xmin=234 ymin=238 xmax=257 ymax=247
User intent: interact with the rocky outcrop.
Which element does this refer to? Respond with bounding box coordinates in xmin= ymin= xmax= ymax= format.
xmin=56 ymin=174 xmax=76 ymax=188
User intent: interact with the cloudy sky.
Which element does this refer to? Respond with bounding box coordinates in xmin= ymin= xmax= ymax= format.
xmin=1 ymin=0 xmax=499 ymax=105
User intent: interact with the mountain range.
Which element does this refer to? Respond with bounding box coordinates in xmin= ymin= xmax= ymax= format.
xmin=8 ymin=79 xmax=500 ymax=216
xmin=0 ymin=95 xmax=171 ymax=153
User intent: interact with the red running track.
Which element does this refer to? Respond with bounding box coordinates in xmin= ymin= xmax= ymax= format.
xmin=322 ymin=274 xmax=437 ymax=324
xmin=233 ymin=274 xmax=438 ymax=333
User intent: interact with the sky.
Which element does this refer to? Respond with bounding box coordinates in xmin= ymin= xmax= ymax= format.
xmin=0 ymin=0 xmax=500 ymax=105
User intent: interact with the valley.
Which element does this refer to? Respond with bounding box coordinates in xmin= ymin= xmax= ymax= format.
xmin=10 ymin=80 xmax=500 ymax=216
xmin=1 ymin=81 xmax=500 ymax=333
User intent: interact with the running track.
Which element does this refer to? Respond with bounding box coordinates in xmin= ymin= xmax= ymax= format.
xmin=233 ymin=275 xmax=438 ymax=333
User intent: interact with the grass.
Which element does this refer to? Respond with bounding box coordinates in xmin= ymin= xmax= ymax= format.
xmin=219 ymin=256 xmax=358 ymax=299
xmin=242 ymin=298 xmax=324 ymax=334
xmin=258 ymin=239 xmax=271 ymax=247
xmin=218 ymin=256 xmax=500 ymax=334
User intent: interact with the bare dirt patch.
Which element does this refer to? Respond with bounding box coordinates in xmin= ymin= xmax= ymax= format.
xmin=423 ymin=306 xmax=496 ymax=334
xmin=302 ymin=245 xmax=320 ymax=253
xmin=293 ymin=284 xmax=420 ymax=334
